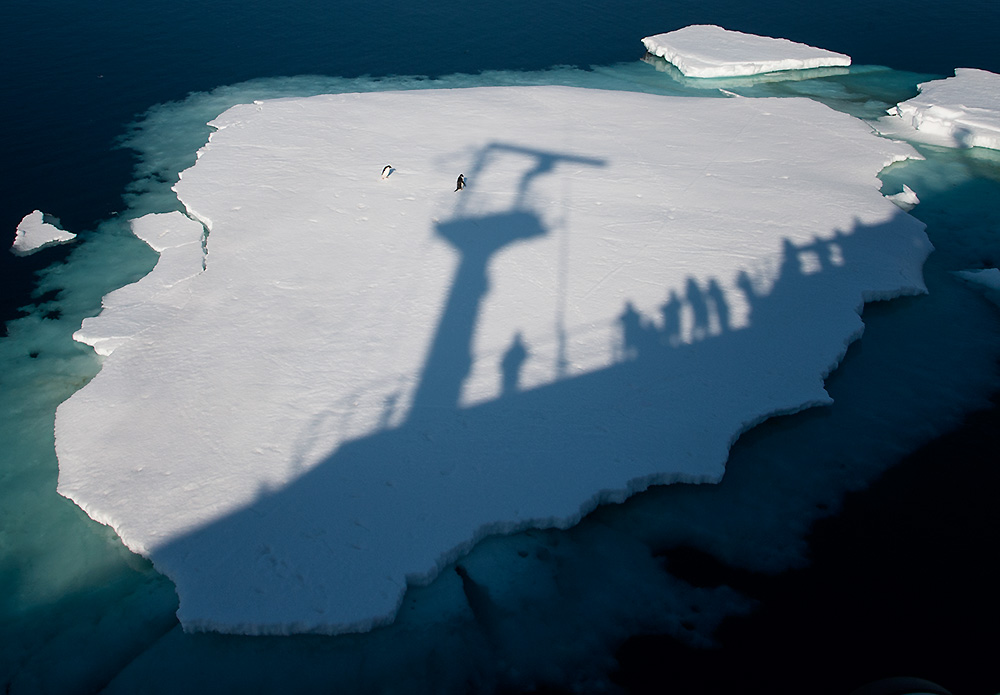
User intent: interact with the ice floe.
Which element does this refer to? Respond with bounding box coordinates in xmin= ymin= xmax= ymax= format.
xmin=55 ymin=85 xmax=929 ymax=635
xmin=878 ymin=68 xmax=1000 ymax=150
xmin=641 ymin=25 xmax=851 ymax=79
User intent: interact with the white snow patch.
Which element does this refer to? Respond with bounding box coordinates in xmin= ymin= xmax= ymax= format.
xmin=641 ymin=25 xmax=851 ymax=79
xmin=878 ymin=68 xmax=1000 ymax=150
xmin=10 ymin=210 xmax=76 ymax=256
xmin=55 ymin=86 xmax=929 ymax=635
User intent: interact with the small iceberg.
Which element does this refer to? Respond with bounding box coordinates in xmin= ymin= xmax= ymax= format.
xmin=10 ymin=209 xmax=77 ymax=256
xmin=641 ymin=25 xmax=851 ymax=79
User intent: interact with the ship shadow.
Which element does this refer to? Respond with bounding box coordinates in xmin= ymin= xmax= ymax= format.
xmin=151 ymin=140 xmax=929 ymax=636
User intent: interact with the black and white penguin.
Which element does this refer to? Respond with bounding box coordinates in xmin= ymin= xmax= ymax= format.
xmin=455 ymin=174 xmax=466 ymax=191
xmin=381 ymin=165 xmax=392 ymax=180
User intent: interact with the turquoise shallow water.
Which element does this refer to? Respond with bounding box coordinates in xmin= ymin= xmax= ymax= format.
xmin=2 ymin=2 xmax=1000 ymax=693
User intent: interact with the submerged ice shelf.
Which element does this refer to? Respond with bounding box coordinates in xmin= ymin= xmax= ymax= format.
xmin=641 ymin=25 xmax=851 ymax=79
xmin=54 ymin=85 xmax=930 ymax=635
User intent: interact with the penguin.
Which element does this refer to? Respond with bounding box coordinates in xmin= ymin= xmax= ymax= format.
xmin=455 ymin=174 xmax=466 ymax=191
xmin=381 ymin=165 xmax=392 ymax=180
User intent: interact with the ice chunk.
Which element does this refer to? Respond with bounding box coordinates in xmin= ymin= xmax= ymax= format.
xmin=54 ymin=86 xmax=929 ymax=635
xmin=885 ymin=184 xmax=920 ymax=211
xmin=641 ymin=25 xmax=851 ymax=79
xmin=10 ymin=209 xmax=76 ymax=256
xmin=878 ymin=68 xmax=1000 ymax=150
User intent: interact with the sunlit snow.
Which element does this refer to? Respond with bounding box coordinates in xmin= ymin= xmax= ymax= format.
xmin=878 ymin=68 xmax=1000 ymax=149
xmin=54 ymin=85 xmax=930 ymax=635
xmin=10 ymin=210 xmax=76 ymax=256
xmin=73 ymin=212 xmax=206 ymax=356
xmin=641 ymin=25 xmax=851 ymax=79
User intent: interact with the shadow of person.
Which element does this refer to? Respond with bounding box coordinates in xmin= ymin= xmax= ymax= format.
xmin=410 ymin=211 xmax=547 ymax=417
xmin=686 ymin=277 xmax=710 ymax=342
xmin=500 ymin=332 xmax=529 ymax=396
xmin=660 ymin=290 xmax=683 ymax=347
xmin=618 ymin=301 xmax=644 ymax=360
xmin=706 ymin=278 xmax=731 ymax=334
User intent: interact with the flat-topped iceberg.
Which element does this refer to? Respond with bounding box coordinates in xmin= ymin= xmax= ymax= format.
xmin=55 ymin=85 xmax=929 ymax=635
xmin=642 ymin=25 xmax=851 ymax=79
xmin=10 ymin=209 xmax=76 ymax=256
xmin=878 ymin=68 xmax=1000 ymax=150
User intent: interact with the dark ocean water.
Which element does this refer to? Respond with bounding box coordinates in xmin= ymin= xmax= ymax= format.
xmin=3 ymin=0 xmax=999 ymax=313
xmin=2 ymin=1 xmax=1000 ymax=693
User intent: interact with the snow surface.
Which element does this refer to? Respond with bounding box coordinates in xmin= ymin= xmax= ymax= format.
xmin=878 ymin=68 xmax=1000 ymax=149
xmin=641 ymin=25 xmax=851 ymax=79
xmin=54 ymin=85 xmax=930 ymax=635
xmin=10 ymin=209 xmax=76 ymax=255
xmin=74 ymin=212 xmax=207 ymax=356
